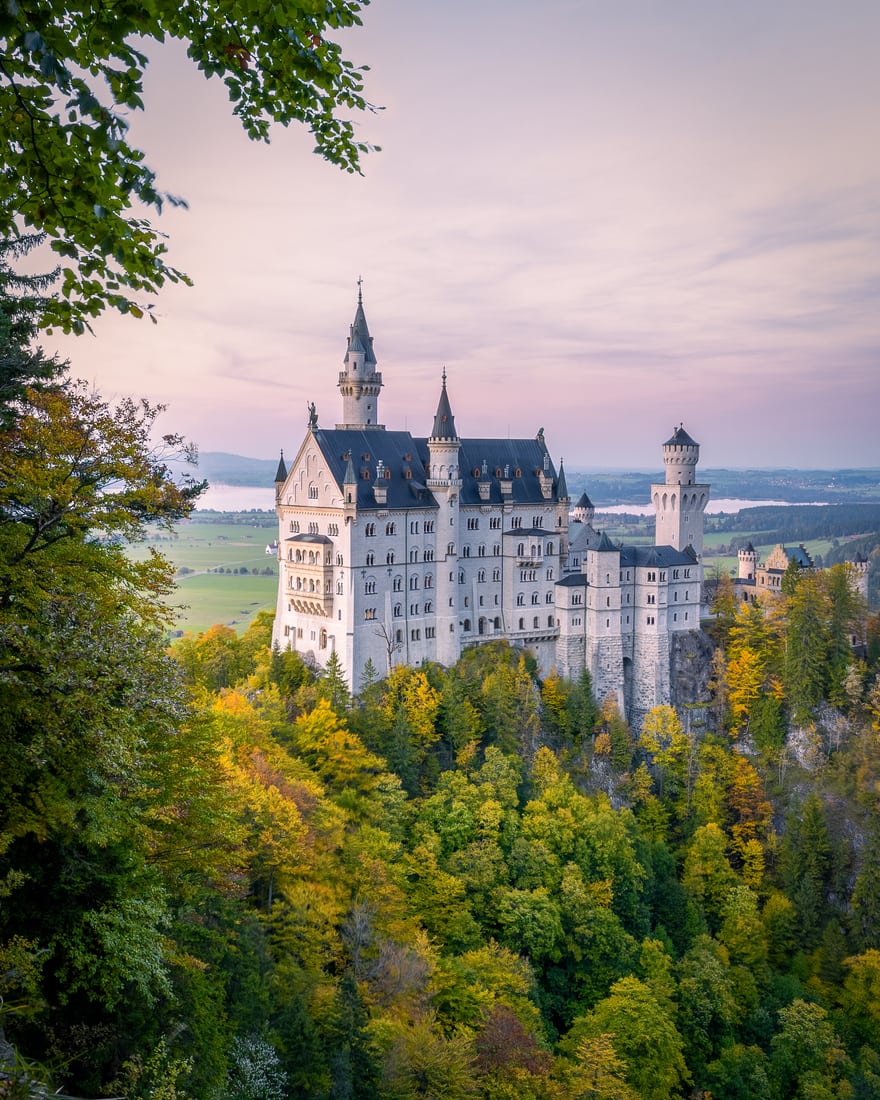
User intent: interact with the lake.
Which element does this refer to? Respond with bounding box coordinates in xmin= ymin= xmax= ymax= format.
xmin=192 ymin=485 xmax=826 ymax=516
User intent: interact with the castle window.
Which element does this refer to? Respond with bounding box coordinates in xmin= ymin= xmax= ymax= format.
xmin=533 ymin=616 xmax=539 ymax=628
xmin=393 ymin=604 xmax=401 ymax=619
xmin=674 ymin=591 xmax=678 ymax=601
xmin=517 ymin=594 xmax=525 ymax=606
xmin=410 ymin=576 xmax=419 ymax=590
xmin=425 ymin=549 xmax=434 ymax=562
xmin=410 ymin=521 xmax=419 ymax=534
xmin=386 ymin=522 xmax=396 ymax=536
xmin=478 ymin=544 xmax=486 ymax=557
xmin=606 ymin=596 xmax=611 ymax=607
xmin=660 ymin=572 xmax=666 ymax=582
xmin=308 ymin=523 xmax=318 ymax=535
xmin=490 ymin=517 xmax=501 ymax=530
xmin=647 ymin=615 xmax=655 ymax=625
xmin=606 ymin=618 xmax=610 ymax=628
xmin=515 ymin=468 xmax=521 ymax=478
xmin=425 ymin=521 xmax=435 ymax=533
xmin=361 ymin=469 xmax=370 ymax=479
xmin=548 ymin=616 xmax=554 ymax=627
xmin=493 ymin=544 xmax=501 ymax=556
xmin=478 ymin=569 xmax=486 ymax=583
xmin=494 ymin=616 xmax=501 ymax=629
xmin=626 ymin=615 xmax=629 ymax=624
xmin=459 ymin=571 xmax=465 ymax=584
xmin=463 ymin=618 xmax=472 ymax=632
xmin=464 ymin=596 xmax=469 ymax=607
xmin=518 ymin=618 xmax=524 ymax=630
xmin=648 ymin=594 xmax=655 ymax=605
xmin=364 ymin=608 xmax=376 ymax=620
xmin=366 ymin=552 xmax=375 ymax=566
xmin=410 ymin=548 xmax=419 ymax=562
xmin=517 ymin=543 xmax=524 ymax=556
xmin=462 ymin=545 xmax=471 ymax=557
xmin=426 ymin=626 xmax=436 ymax=638
xmin=319 ymin=629 xmax=327 ymax=649
xmin=685 ymin=612 xmax=689 ymax=620
xmin=467 ymin=517 xmax=479 ymax=530
xmin=337 ymin=581 xmax=343 ymax=594
xmin=364 ymin=580 xmax=376 ymax=595
xmin=329 ymin=523 xmax=339 ymax=536
xmin=365 ymin=523 xmax=376 ymax=537
xmin=393 ymin=575 xmax=402 ymax=591
xmin=493 ymin=568 xmax=501 ymax=581
xmin=479 ymin=595 xmax=484 ymax=606
xmin=685 ymin=591 xmax=689 ymax=600
xmin=673 ymin=569 xmax=680 ymax=579
xmin=511 ymin=517 xmax=522 ymax=529
xmin=425 ymin=600 xmax=433 ymax=613
xmin=290 ymin=521 xmax=299 ymax=533
xmin=684 ymin=568 xmax=691 ymax=578
xmin=673 ymin=612 xmax=678 ymax=621
xmin=532 ymin=592 xmax=539 ymax=605
xmin=309 ymin=484 xmax=318 ymax=499
xmin=425 ymin=574 xmax=433 ymax=588
xmin=411 ymin=629 xmax=420 ymax=641
xmin=447 ymin=542 xmax=455 ymax=555
xmin=396 ymin=629 xmax=403 ymax=643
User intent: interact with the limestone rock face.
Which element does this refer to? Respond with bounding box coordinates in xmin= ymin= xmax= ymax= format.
xmin=669 ymin=630 xmax=714 ymax=715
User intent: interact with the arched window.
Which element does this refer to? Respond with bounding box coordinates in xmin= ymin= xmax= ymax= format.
xmin=463 ymin=618 xmax=472 ymax=632
xmin=366 ymin=552 xmax=374 ymax=566
xmin=365 ymin=523 xmax=376 ymax=537
xmin=385 ymin=522 xmax=396 ymax=535
xmin=424 ymin=574 xmax=433 ymax=589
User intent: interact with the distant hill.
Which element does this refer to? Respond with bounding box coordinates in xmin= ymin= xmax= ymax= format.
xmin=180 ymin=453 xmax=880 ymax=506
xmin=186 ymin=452 xmax=280 ymax=487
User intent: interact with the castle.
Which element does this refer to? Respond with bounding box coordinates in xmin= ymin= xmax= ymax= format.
xmin=272 ymin=290 xmax=709 ymax=721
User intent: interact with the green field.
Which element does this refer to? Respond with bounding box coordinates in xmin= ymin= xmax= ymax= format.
xmin=131 ymin=515 xmax=279 ymax=635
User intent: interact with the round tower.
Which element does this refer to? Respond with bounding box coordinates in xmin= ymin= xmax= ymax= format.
xmin=651 ymin=424 xmax=710 ymax=560
xmin=426 ymin=370 xmax=462 ymax=666
xmin=573 ymin=491 xmax=595 ymax=525
xmin=336 ymin=281 xmax=384 ymax=430
xmin=738 ymin=542 xmax=758 ymax=581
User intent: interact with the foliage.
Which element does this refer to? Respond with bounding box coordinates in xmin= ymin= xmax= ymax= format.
xmin=0 ymin=0 xmax=378 ymax=331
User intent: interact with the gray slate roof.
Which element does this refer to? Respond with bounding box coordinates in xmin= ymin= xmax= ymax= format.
xmin=620 ymin=545 xmax=698 ymax=567
xmin=308 ymin=429 xmax=564 ymax=512
xmin=664 ymin=425 xmax=699 ymax=448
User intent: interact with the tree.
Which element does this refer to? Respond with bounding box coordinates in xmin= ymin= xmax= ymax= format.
xmin=0 ymin=0 xmax=378 ymax=332
xmin=563 ymin=976 xmax=690 ymax=1100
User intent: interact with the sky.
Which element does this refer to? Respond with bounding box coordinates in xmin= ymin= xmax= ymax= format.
xmin=49 ymin=0 xmax=880 ymax=471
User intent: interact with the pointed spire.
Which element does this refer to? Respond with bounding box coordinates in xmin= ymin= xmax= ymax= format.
xmin=343 ymin=452 xmax=357 ymax=484
xmin=346 ymin=278 xmax=376 ymax=365
xmin=431 ymin=368 xmax=458 ymax=441
xmin=274 ymin=449 xmax=287 ymax=484
xmin=557 ymin=458 xmax=568 ymax=500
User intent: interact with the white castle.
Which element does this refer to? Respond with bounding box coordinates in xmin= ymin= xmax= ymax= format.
xmin=272 ymin=290 xmax=709 ymax=720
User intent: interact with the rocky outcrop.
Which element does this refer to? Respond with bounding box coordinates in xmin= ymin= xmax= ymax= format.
xmin=669 ymin=629 xmax=715 ymax=723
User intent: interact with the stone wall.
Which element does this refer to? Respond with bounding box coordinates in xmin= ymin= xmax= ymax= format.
xmin=669 ymin=628 xmax=714 ymax=719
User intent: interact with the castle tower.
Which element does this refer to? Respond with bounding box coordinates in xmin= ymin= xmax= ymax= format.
xmin=573 ymin=491 xmax=595 ymax=525
xmin=274 ymin=449 xmax=287 ymax=504
xmin=585 ymin=531 xmax=625 ymax=712
xmin=652 ymin=425 xmax=710 ymax=559
xmin=738 ymin=542 xmax=758 ymax=581
xmin=336 ymin=282 xmax=384 ymax=430
xmin=426 ymin=370 xmax=462 ymax=666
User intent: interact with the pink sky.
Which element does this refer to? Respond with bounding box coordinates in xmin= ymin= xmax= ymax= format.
xmin=49 ymin=0 xmax=880 ymax=470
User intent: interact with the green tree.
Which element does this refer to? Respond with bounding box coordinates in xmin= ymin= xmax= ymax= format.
xmin=563 ymin=976 xmax=690 ymax=1100
xmin=0 ymin=0 xmax=378 ymax=331
xmin=784 ymin=574 xmax=831 ymax=724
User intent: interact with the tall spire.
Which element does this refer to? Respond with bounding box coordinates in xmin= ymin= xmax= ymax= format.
xmin=557 ymin=458 xmax=568 ymax=500
xmin=336 ymin=281 xmax=383 ymax=430
xmin=431 ymin=368 xmax=458 ymax=440
xmin=274 ymin=449 xmax=287 ymax=484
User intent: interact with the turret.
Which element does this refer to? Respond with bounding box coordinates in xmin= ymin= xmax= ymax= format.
xmin=274 ymin=449 xmax=287 ymax=503
xmin=651 ymin=424 xmax=710 ymax=560
xmin=573 ymin=491 xmax=595 ymax=525
xmin=426 ymin=370 xmax=461 ymax=666
xmin=336 ymin=281 xmax=384 ymax=430
xmin=738 ymin=542 xmax=758 ymax=581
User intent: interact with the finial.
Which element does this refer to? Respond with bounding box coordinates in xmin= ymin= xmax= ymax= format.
xmin=442 ymin=366 xmax=447 ymax=386
xmin=357 ymin=274 xmax=363 ymax=304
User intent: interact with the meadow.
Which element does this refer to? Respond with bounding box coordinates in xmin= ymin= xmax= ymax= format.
xmin=131 ymin=513 xmax=279 ymax=635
